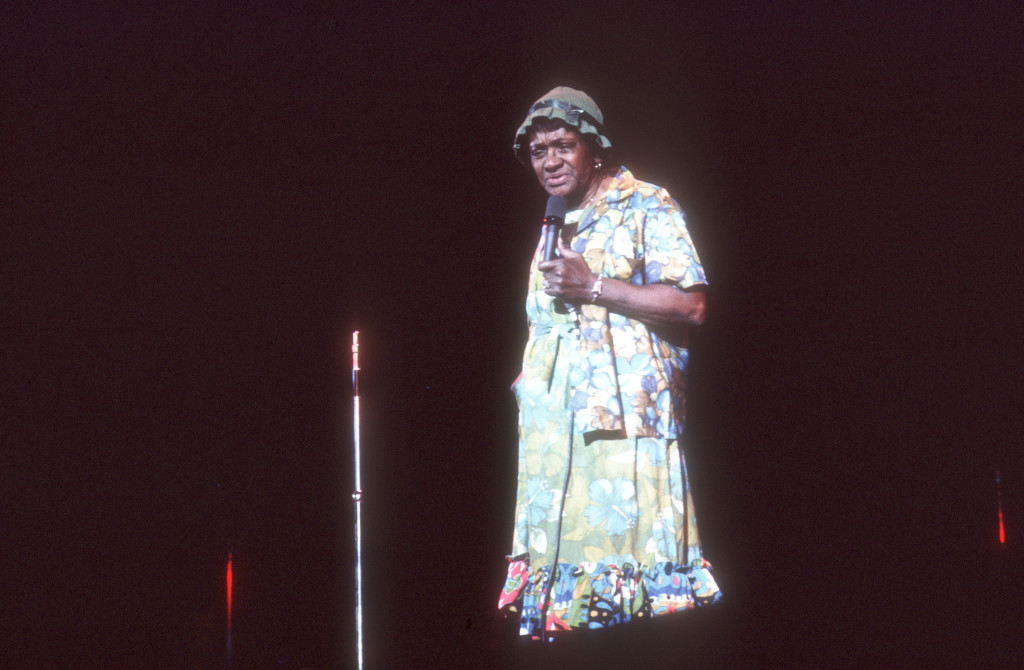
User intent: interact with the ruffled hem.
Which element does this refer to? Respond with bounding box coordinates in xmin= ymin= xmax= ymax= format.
xmin=498 ymin=554 xmax=721 ymax=639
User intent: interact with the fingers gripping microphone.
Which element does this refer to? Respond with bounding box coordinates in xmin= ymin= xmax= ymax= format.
xmin=541 ymin=196 xmax=568 ymax=261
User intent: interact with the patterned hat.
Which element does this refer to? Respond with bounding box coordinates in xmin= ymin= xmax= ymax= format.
xmin=513 ymin=86 xmax=612 ymax=164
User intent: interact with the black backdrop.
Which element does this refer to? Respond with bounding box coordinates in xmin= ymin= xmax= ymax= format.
xmin=5 ymin=3 xmax=1021 ymax=668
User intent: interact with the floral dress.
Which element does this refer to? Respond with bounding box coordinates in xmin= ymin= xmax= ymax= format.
xmin=499 ymin=168 xmax=722 ymax=639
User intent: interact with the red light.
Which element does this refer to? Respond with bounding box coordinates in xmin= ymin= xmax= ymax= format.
xmin=227 ymin=553 xmax=233 ymax=621
xmin=996 ymin=473 xmax=1006 ymax=545
xmin=227 ymin=552 xmax=233 ymax=666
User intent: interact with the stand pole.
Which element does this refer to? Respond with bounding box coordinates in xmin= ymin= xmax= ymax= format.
xmin=351 ymin=332 xmax=364 ymax=670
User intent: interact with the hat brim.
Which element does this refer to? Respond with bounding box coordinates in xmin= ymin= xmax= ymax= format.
xmin=513 ymin=106 xmax=612 ymax=164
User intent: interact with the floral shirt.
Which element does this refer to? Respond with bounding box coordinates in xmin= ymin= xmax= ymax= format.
xmin=524 ymin=167 xmax=707 ymax=439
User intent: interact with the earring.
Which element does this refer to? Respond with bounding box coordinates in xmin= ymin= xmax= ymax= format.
xmin=594 ymin=160 xmax=603 ymax=170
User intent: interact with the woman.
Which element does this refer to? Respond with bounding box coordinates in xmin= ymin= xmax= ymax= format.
xmin=498 ymin=86 xmax=722 ymax=640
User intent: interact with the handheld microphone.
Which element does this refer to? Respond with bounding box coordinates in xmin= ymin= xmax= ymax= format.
xmin=541 ymin=196 xmax=567 ymax=261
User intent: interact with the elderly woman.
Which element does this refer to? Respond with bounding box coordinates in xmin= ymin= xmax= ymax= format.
xmin=498 ymin=86 xmax=722 ymax=640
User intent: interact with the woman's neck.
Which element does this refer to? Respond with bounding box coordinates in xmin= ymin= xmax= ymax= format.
xmin=570 ymin=171 xmax=610 ymax=210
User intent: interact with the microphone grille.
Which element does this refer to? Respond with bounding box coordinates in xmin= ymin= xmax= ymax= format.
xmin=545 ymin=195 xmax=568 ymax=219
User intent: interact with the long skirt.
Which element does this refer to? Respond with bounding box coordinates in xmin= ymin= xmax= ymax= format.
xmin=499 ymin=328 xmax=721 ymax=639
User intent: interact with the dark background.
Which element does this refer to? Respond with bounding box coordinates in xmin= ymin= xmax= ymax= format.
xmin=4 ymin=3 xmax=1021 ymax=668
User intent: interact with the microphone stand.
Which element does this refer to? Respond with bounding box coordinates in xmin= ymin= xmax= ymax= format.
xmin=351 ymin=331 xmax=364 ymax=670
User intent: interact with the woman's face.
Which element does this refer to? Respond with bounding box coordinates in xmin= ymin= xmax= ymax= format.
xmin=527 ymin=126 xmax=601 ymax=207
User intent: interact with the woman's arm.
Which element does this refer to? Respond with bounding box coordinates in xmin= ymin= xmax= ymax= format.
xmin=538 ymin=238 xmax=705 ymax=328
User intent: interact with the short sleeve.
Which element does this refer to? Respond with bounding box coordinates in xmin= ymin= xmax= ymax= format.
xmin=642 ymin=190 xmax=707 ymax=289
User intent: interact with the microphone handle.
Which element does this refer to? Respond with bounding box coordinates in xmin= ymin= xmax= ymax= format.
xmin=541 ymin=217 xmax=562 ymax=261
